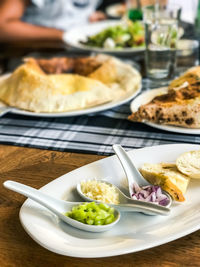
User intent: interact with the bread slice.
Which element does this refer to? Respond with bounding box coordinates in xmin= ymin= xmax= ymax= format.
xmin=129 ymin=97 xmax=200 ymax=128
xmin=169 ymin=66 xmax=200 ymax=90
xmin=128 ymin=66 xmax=200 ymax=128
xmin=140 ymin=163 xmax=190 ymax=201
xmin=176 ymin=150 xmax=200 ymax=179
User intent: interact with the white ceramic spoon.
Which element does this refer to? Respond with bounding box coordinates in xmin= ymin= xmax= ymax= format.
xmin=112 ymin=144 xmax=172 ymax=207
xmin=77 ymin=180 xmax=170 ymax=216
xmin=113 ymin=144 xmax=149 ymax=195
xmin=3 ymin=180 xmax=120 ymax=233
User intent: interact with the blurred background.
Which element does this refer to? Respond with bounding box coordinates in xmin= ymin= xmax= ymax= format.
xmin=0 ymin=0 xmax=199 ymax=74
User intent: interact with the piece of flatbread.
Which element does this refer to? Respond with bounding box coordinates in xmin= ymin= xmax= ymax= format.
xmin=140 ymin=163 xmax=190 ymax=201
xmin=169 ymin=66 xmax=200 ymax=90
xmin=0 ymin=62 xmax=114 ymax=113
xmin=25 ymin=55 xmax=142 ymax=99
xmin=128 ymin=66 xmax=200 ymax=128
xmin=0 ymin=55 xmax=141 ymax=113
xmin=89 ymin=57 xmax=141 ymax=98
xmin=176 ymin=150 xmax=200 ymax=179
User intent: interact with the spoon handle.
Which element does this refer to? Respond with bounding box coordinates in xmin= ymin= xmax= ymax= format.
xmin=3 ymin=180 xmax=65 ymax=217
xmin=112 ymin=201 xmax=170 ymax=216
xmin=113 ymin=144 xmax=149 ymax=187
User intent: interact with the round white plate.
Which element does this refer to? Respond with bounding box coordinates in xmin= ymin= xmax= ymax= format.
xmin=0 ymin=74 xmax=141 ymax=118
xmin=130 ymin=88 xmax=200 ymax=135
xmin=19 ymin=144 xmax=200 ymax=258
xmin=63 ymin=20 xmax=145 ymax=55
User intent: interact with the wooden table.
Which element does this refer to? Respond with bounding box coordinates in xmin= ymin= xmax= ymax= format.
xmin=1 ymin=144 xmax=200 ymax=266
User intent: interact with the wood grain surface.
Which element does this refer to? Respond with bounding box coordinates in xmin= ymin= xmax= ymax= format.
xmin=1 ymin=144 xmax=200 ymax=267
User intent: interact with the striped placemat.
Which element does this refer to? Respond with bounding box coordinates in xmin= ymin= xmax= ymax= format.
xmin=0 ymin=101 xmax=199 ymax=155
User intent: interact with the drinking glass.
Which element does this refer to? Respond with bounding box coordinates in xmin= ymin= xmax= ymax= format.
xmin=143 ymin=5 xmax=180 ymax=86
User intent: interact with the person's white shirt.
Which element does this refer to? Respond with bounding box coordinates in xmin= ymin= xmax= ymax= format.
xmin=167 ymin=0 xmax=198 ymax=24
xmin=22 ymin=0 xmax=102 ymax=31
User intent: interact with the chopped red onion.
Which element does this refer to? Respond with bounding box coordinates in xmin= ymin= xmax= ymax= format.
xmin=131 ymin=183 xmax=170 ymax=206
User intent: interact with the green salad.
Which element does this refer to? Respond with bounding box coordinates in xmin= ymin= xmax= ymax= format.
xmin=80 ymin=21 xmax=145 ymax=49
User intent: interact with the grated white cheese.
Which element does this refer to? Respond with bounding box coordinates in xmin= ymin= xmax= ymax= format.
xmin=81 ymin=180 xmax=119 ymax=204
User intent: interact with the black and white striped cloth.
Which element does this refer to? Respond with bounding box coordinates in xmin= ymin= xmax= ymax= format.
xmin=0 ymin=101 xmax=199 ymax=156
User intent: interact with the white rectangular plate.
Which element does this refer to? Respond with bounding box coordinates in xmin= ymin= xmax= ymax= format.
xmin=20 ymin=144 xmax=200 ymax=258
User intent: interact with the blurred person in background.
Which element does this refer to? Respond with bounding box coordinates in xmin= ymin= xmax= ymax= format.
xmin=0 ymin=0 xmax=106 ymax=43
xmin=167 ymin=0 xmax=198 ymax=24
xmin=0 ymin=0 xmax=198 ymax=44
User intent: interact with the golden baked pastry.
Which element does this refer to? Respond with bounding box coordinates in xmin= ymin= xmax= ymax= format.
xmin=89 ymin=57 xmax=141 ymax=93
xmin=140 ymin=163 xmax=190 ymax=201
xmin=0 ymin=61 xmax=114 ymax=112
xmin=169 ymin=66 xmax=200 ymax=89
xmin=128 ymin=66 xmax=200 ymax=128
xmin=27 ymin=55 xmax=141 ymax=94
xmin=24 ymin=54 xmax=108 ymax=75
xmin=0 ymin=55 xmax=141 ymax=113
